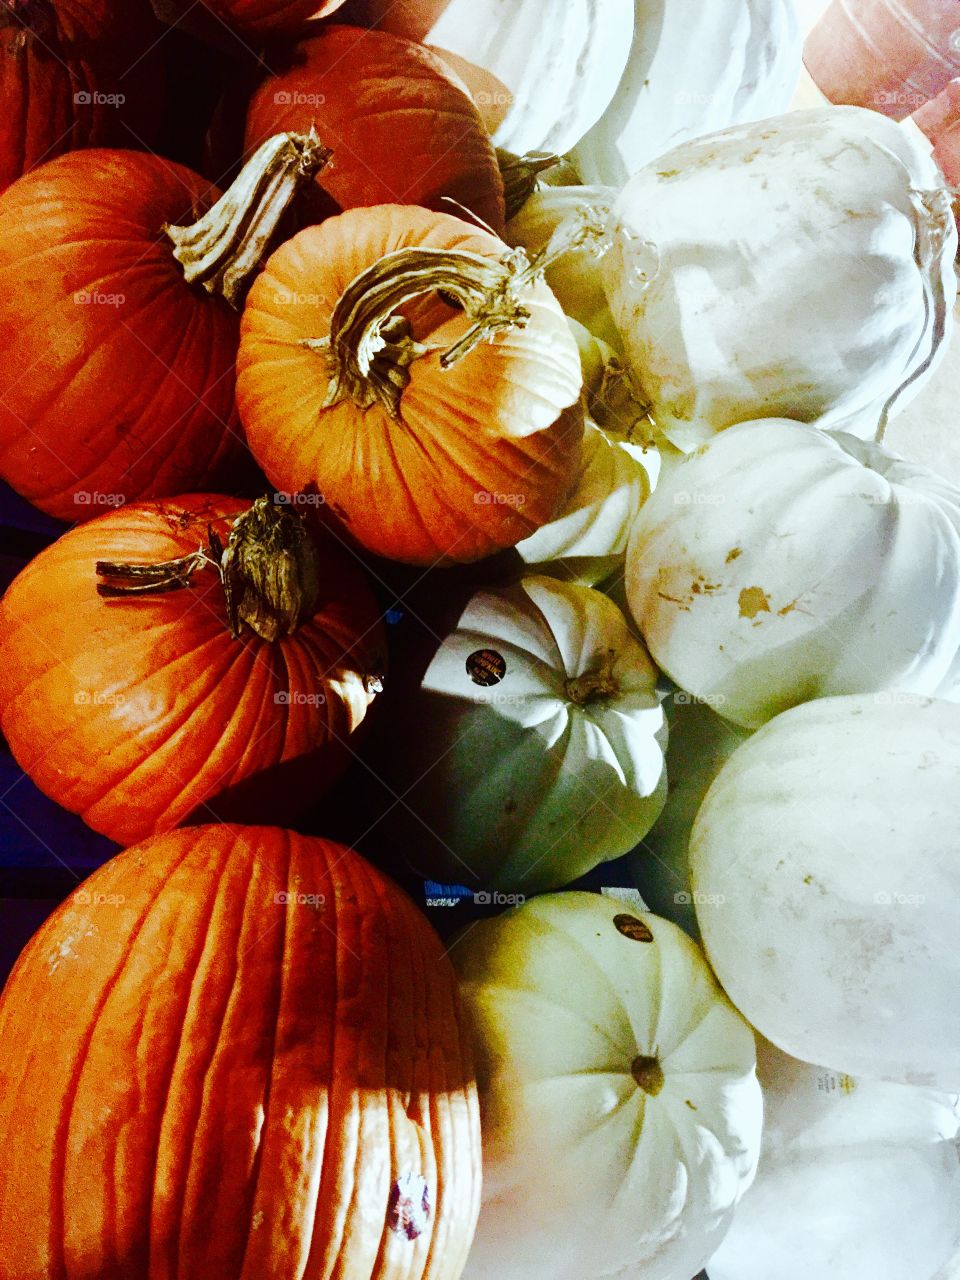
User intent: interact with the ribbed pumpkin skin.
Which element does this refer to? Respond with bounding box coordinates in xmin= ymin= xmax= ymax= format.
xmin=0 ymin=496 xmax=385 ymax=844
xmin=243 ymin=26 xmax=505 ymax=234
xmin=0 ymin=150 xmax=244 ymax=521
xmin=0 ymin=30 xmax=104 ymax=193
xmin=0 ymin=1 xmax=165 ymax=194
xmin=237 ymin=205 xmax=583 ymax=565
xmin=0 ymin=826 xmax=482 ymax=1280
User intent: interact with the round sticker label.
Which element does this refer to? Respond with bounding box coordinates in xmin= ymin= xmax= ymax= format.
xmin=466 ymin=649 xmax=507 ymax=687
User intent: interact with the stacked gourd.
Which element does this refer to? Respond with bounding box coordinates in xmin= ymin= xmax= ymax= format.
xmin=0 ymin=1 xmax=959 ymax=1277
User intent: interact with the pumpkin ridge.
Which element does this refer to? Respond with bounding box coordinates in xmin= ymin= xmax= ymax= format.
xmin=144 ymin=650 xmax=277 ymax=825
xmin=143 ymin=831 xmax=248 ymax=1274
xmin=77 ymin=632 xmax=245 ymax=832
xmin=229 ymin=831 xmax=293 ymax=1279
xmin=300 ymin=837 xmax=350 ymax=1273
xmin=2 ymin=274 xmax=229 ymax=501
xmin=48 ymin=834 xmax=206 ymax=1279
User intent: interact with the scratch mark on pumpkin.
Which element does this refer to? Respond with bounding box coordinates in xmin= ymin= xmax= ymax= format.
xmin=738 ymin=586 xmax=770 ymax=620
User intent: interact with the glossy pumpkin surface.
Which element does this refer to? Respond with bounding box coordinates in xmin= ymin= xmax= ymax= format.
xmin=0 ymin=825 xmax=482 ymax=1279
xmin=0 ymin=150 xmax=244 ymax=519
xmin=0 ymin=495 xmax=386 ymax=844
xmin=238 ymin=204 xmax=583 ymax=565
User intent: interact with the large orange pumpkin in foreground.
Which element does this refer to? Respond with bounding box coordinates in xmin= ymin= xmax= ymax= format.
xmin=237 ymin=203 xmax=584 ymax=564
xmin=0 ymin=825 xmax=482 ymax=1279
xmin=0 ymin=494 xmax=385 ymax=844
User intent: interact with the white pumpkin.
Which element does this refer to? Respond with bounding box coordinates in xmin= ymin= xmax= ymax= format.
xmin=369 ymin=0 xmax=635 ymax=156
xmin=453 ymin=893 xmax=763 ymax=1280
xmin=383 ymin=575 xmax=668 ymax=894
xmin=708 ymin=1038 xmax=960 ymax=1280
xmin=505 ymin=186 xmax=620 ymax=349
xmin=627 ymin=693 xmax=751 ymax=938
xmin=516 ymin=418 xmax=654 ymax=586
xmin=603 ymin=107 xmax=958 ymax=451
xmin=625 ymin=419 xmax=960 ymax=729
xmin=572 ymin=0 xmax=801 ymax=186
xmin=691 ymin=693 xmax=960 ymax=1089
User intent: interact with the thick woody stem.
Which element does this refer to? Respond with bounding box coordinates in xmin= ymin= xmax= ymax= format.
xmin=304 ymin=205 xmax=610 ymax=421
xmin=95 ymin=498 xmax=321 ymax=642
xmin=164 ymin=128 xmax=331 ymax=311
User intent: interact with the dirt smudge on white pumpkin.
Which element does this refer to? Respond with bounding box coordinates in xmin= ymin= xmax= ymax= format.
xmin=738 ymin=586 xmax=771 ymax=620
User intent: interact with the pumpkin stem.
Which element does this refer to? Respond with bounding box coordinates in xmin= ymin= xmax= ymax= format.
xmin=631 ymin=1053 xmax=665 ymax=1097
xmin=588 ymin=355 xmax=657 ymax=447
xmin=164 ymin=129 xmax=331 ymax=311
xmin=95 ymin=498 xmax=321 ymax=642
xmin=565 ymin=648 xmax=619 ymax=705
xmin=497 ymin=149 xmax=561 ymax=221
xmin=306 ymin=206 xmax=608 ymax=421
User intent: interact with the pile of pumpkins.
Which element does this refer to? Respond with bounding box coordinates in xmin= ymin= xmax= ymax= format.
xmin=1 ymin=0 xmax=959 ymax=1277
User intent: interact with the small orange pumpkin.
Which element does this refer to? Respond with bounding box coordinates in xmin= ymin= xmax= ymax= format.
xmin=0 ymin=494 xmax=385 ymax=844
xmin=0 ymin=824 xmax=482 ymax=1279
xmin=237 ymin=203 xmax=585 ymax=565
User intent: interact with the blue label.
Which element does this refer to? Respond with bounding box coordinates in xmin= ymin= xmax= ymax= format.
xmin=423 ymin=880 xmax=473 ymax=900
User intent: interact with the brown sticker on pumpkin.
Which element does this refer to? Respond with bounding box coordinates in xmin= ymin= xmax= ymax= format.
xmin=466 ymin=649 xmax=506 ymax=687
xmin=388 ymin=1171 xmax=431 ymax=1241
xmin=614 ymin=913 xmax=653 ymax=943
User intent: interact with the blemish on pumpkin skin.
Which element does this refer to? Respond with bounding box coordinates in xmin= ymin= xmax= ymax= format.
xmin=658 ymin=591 xmax=691 ymax=610
xmin=738 ymin=586 xmax=770 ymax=620
xmin=726 ymin=547 xmax=742 ymax=563
xmin=778 ymin=598 xmax=801 ymax=617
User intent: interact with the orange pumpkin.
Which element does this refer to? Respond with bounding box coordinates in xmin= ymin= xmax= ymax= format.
xmin=0 ymin=130 xmax=325 ymax=520
xmin=242 ymin=24 xmax=505 ymax=233
xmin=237 ymin=203 xmax=584 ymax=565
xmin=0 ymin=494 xmax=386 ymax=844
xmin=0 ymin=825 xmax=482 ymax=1279
xmin=0 ymin=0 xmax=166 ymax=195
